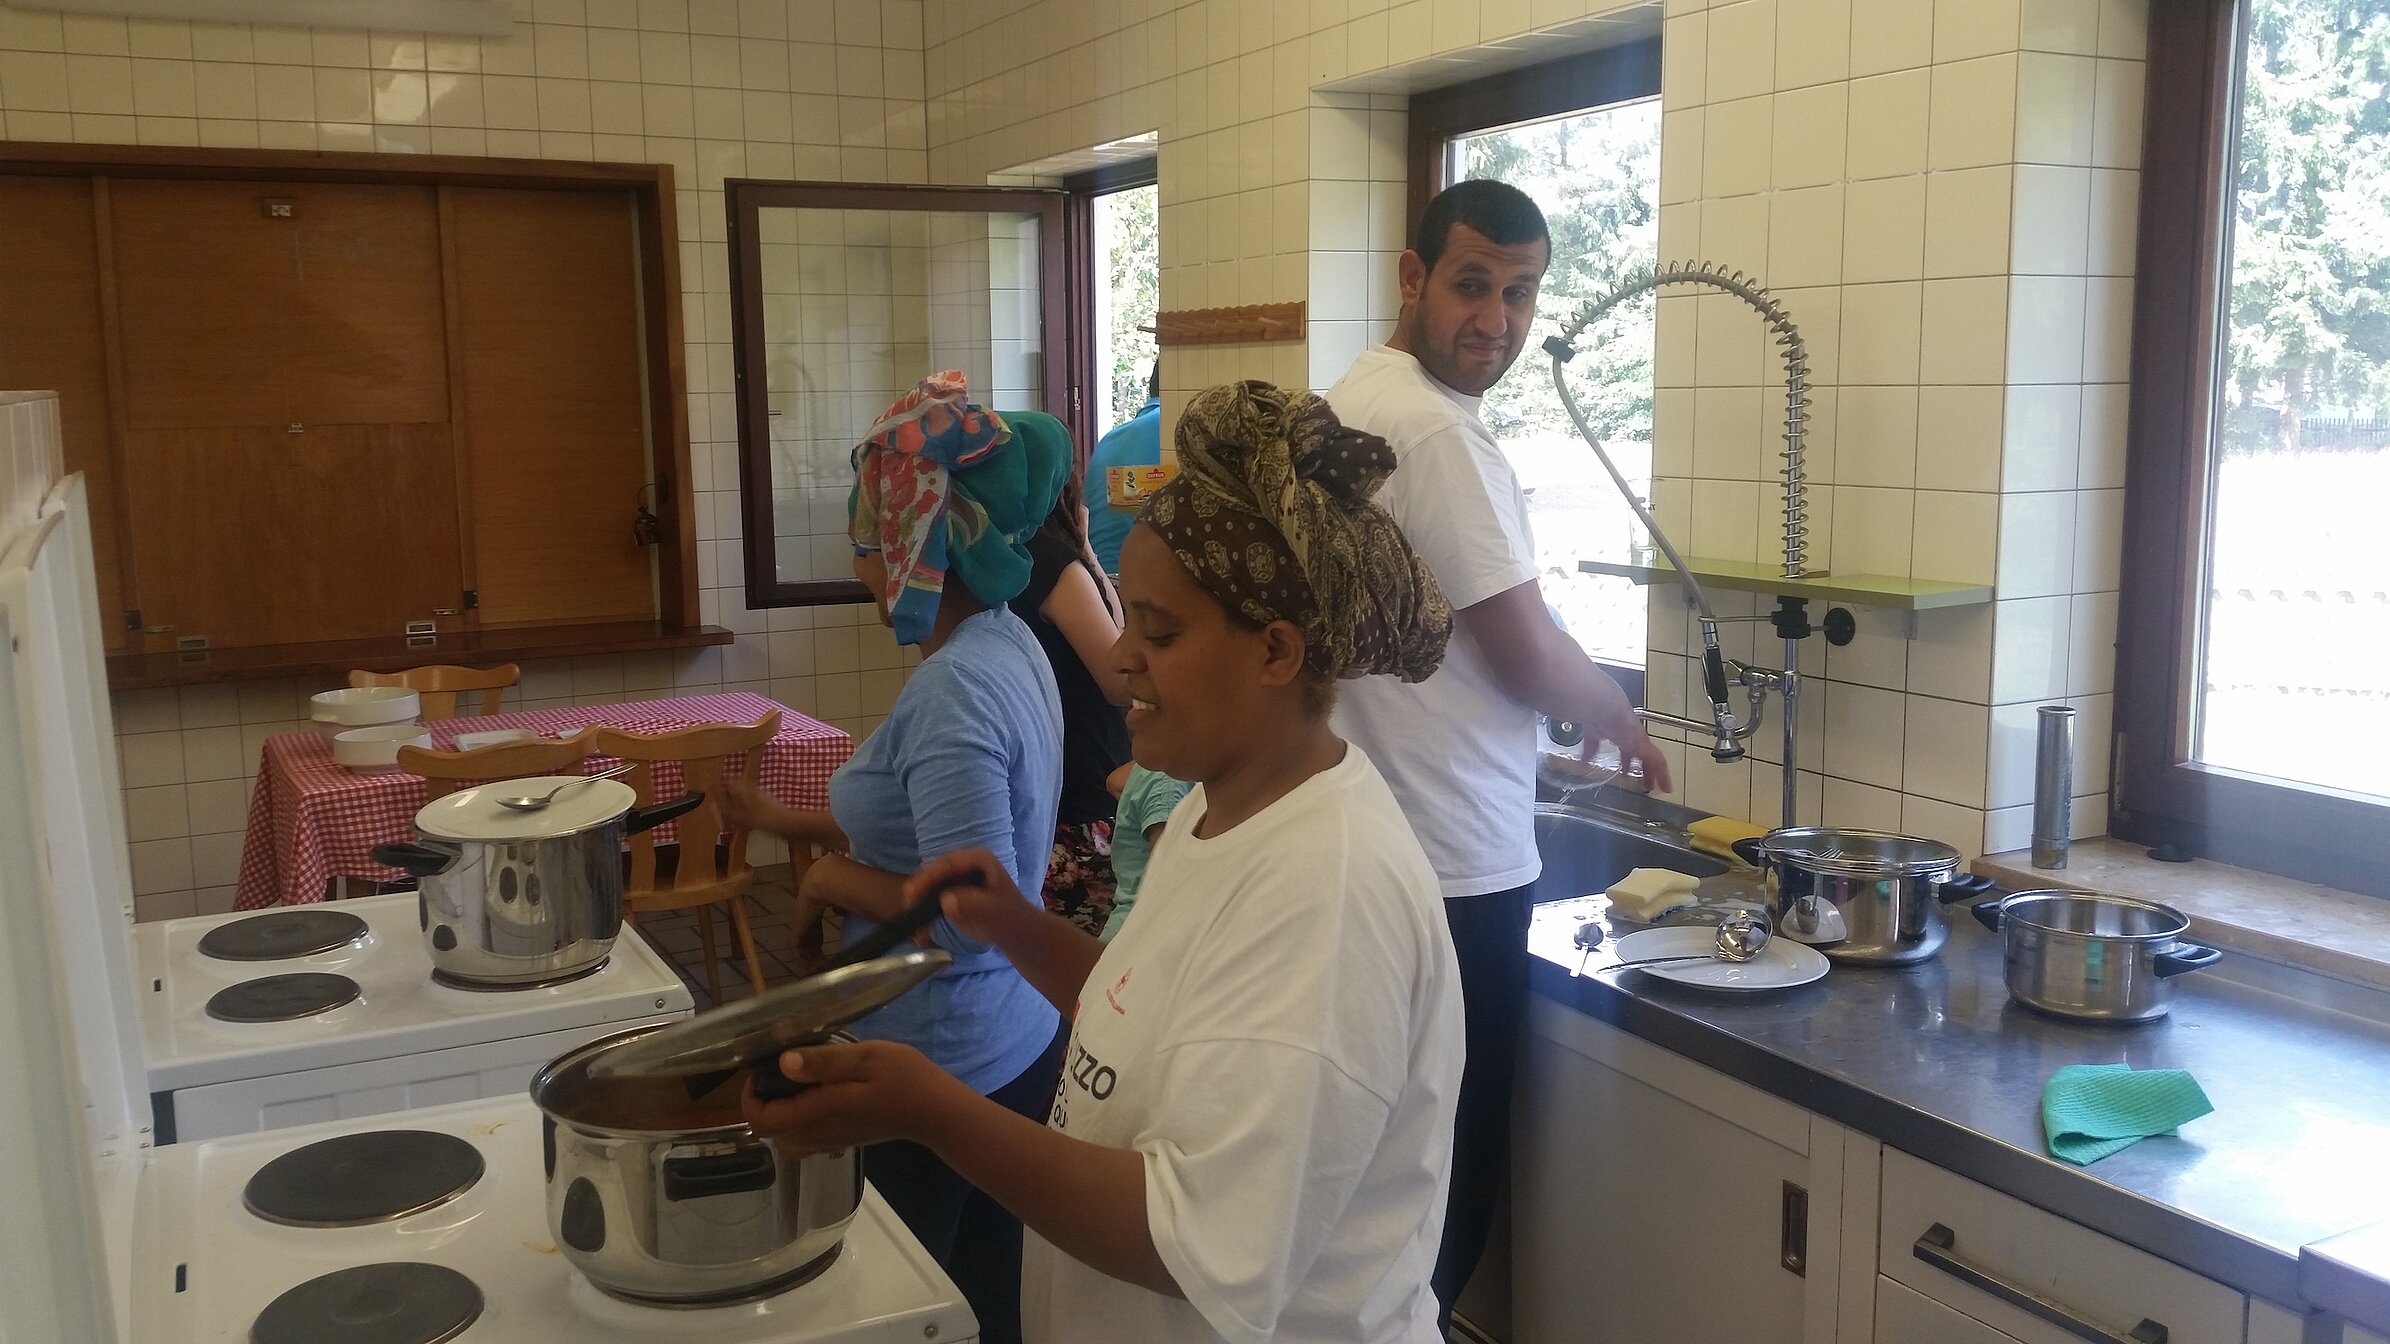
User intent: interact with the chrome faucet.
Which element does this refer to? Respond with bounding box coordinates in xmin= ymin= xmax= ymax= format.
xmin=1544 ymin=262 xmax=1813 ymax=827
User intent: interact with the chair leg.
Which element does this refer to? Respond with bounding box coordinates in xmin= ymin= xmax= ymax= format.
xmin=728 ymin=896 xmax=768 ymax=997
xmin=696 ymin=904 xmax=722 ymax=1005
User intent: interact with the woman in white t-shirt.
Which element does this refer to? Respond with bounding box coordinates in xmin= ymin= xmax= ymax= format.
xmin=744 ymin=381 xmax=1466 ymax=1344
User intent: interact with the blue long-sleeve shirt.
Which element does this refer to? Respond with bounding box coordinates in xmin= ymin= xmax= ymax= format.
xmin=829 ymin=607 xmax=1063 ymax=1093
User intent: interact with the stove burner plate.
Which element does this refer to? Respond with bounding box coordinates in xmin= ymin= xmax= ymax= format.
xmin=250 ymin=1262 xmax=481 ymax=1344
xmin=242 ymin=1130 xmax=485 ymax=1227
xmin=205 ymin=972 xmax=361 ymax=1023
xmin=197 ymin=909 xmax=369 ymax=962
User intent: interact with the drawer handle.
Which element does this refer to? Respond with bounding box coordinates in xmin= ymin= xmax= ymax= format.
xmin=1913 ymin=1224 xmax=2168 ymax=1344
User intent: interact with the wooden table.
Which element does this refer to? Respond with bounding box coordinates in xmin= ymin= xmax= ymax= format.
xmin=234 ymin=692 xmax=852 ymax=910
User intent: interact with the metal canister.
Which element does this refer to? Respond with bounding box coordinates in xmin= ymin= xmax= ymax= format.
xmin=2032 ymin=705 xmax=2075 ymax=870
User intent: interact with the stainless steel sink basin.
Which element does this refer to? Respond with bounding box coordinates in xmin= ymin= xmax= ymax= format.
xmin=1530 ymin=803 xmax=1728 ymax=906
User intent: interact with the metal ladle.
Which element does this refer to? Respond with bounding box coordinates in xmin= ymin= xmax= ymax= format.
xmin=494 ymin=762 xmax=634 ymax=811
xmin=1611 ymin=911 xmax=1772 ymax=971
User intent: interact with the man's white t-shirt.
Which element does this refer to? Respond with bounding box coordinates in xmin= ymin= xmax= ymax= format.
xmin=1327 ymin=346 xmax=1543 ymax=898
xmin=1018 ymin=746 xmax=1463 ymax=1344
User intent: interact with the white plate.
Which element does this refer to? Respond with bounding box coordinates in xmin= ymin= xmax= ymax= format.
xmin=451 ymin=728 xmax=538 ymax=751
xmin=1607 ymin=925 xmax=1830 ymax=993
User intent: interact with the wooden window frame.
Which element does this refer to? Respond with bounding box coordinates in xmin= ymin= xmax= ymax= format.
xmin=2114 ymin=0 xmax=2390 ymax=898
xmin=0 ymin=141 xmax=706 ymax=687
xmin=725 ymin=180 xmax=1071 ymax=609
xmin=1404 ymin=40 xmax=1662 ymax=710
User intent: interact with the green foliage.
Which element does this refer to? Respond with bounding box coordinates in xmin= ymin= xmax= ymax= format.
xmin=1458 ymin=100 xmax=1662 ymax=444
xmin=2224 ymin=0 xmax=2390 ymax=452
xmin=1100 ymin=184 xmax=1160 ymax=423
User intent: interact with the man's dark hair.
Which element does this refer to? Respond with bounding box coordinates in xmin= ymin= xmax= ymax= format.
xmin=1147 ymin=359 xmax=1161 ymax=399
xmin=1413 ymin=180 xmax=1549 ymax=273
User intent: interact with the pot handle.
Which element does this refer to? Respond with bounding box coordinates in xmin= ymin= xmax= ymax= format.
xmin=370 ymin=841 xmax=458 ymax=878
xmin=623 ymin=792 xmax=704 ymax=836
xmin=1939 ymin=873 xmax=1998 ymax=904
xmin=1730 ymin=836 xmax=1769 ymax=869
xmin=661 ymin=1147 xmax=778 ymax=1202
xmin=1971 ymin=895 xmax=2007 ymax=933
xmin=2154 ymin=942 xmax=2223 ymax=978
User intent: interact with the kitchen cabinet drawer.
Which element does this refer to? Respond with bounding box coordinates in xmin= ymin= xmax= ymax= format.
xmin=1879 ymin=1274 xmax=2031 ymax=1343
xmin=1880 ymin=1148 xmax=2245 ymax=1344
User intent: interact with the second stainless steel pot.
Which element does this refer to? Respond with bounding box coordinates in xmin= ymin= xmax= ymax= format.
xmin=1972 ymin=890 xmax=2223 ymax=1023
xmin=1733 ymin=827 xmax=1983 ymax=965
xmin=531 ymin=1024 xmax=864 ymax=1306
xmin=372 ymin=778 xmax=700 ymax=988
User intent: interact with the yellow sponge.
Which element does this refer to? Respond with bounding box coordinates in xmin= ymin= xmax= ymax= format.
xmin=1605 ymin=867 xmax=1702 ymax=922
xmin=1688 ymin=815 xmax=1769 ymax=859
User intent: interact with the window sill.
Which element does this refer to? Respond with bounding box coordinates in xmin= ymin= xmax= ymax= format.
xmin=104 ymin=621 xmax=735 ymax=690
xmin=1975 ymin=837 xmax=2390 ymax=993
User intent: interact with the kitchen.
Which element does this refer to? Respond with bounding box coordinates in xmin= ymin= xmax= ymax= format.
xmin=6 ymin=0 xmax=2390 ymax=1340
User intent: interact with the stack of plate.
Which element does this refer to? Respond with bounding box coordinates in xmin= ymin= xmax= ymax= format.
xmin=310 ymin=688 xmax=429 ymax=770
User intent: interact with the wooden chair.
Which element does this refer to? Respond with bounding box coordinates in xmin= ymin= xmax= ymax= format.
xmin=396 ymin=726 xmax=601 ymax=801
xmin=596 ymin=711 xmax=782 ymax=1003
xmin=349 ymin=663 xmax=521 ymax=721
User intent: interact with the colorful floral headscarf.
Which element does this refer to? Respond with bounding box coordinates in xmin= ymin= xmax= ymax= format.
xmin=848 ymin=372 xmax=1070 ymax=645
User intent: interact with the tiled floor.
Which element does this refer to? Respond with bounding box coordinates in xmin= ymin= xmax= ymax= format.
xmin=632 ymin=867 xmax=826 ymax=1010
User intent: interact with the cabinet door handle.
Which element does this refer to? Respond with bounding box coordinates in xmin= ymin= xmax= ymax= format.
xmin=1780 ymin=1181 xmax=1807 ymax=1277
xmin=1912 ymin=1224 xmax=2168 ymax=1344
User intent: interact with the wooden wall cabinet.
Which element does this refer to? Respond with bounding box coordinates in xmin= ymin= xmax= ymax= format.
xmin=0 ymin=144 xmax=713 ymax=686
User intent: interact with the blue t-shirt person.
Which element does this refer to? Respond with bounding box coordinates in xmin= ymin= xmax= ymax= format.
xmin=1086 ymin=395 xmax=1161 ymax=574
xmin=830 ymin=606 xmax=1063 ymax=1093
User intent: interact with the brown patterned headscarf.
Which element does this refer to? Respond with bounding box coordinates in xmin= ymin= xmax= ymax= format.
xmin=1140 ymin=381 xmax=1452 ymax=684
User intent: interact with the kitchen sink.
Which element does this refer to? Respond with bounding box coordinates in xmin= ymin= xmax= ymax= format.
xmin=1530 ymin=801 xmax=1729 ymax=906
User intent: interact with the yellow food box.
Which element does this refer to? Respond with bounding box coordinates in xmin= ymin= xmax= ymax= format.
xmin=1106 ymin=464 xmax=1179 ymax=509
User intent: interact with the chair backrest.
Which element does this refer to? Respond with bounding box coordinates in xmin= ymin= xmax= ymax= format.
xmin=594 ymin=711 xmax=781 ymax=898
xmin=397 ymin=726 xmax=600 ymax=800
xmin=349 ymin=663 xmax=521 ymax=721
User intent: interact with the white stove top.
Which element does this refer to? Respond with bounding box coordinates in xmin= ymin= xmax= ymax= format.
xmin=138 ymin=894 xmax=695 ymax=1090
xmin=129 ymin=1095 xmax=977 ymax=1343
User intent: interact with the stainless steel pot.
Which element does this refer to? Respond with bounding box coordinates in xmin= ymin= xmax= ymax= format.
xmin=530 ymin=1024 xmax=864 ymax=1306
xmin=372 ymin=779 xmax=700 ymax=988
xmin=1733 ymin=827 xmax=1987 ymax=965
xmin=1971 ymin=890 xmax=2222 ymax=1023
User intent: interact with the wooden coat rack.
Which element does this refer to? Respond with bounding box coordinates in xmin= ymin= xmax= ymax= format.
xmin=1152 ymin=301 xmax=1307 ymax=346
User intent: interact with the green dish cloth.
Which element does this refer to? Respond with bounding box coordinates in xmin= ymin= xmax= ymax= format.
xmin=2042 ymin=1063 xmax=2215 ymax=1166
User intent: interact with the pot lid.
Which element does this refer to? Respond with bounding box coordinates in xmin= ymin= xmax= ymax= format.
xmin=585 ymin=947 xmax=952 ymax=1080
xmin=1761 ymin=826 xmax=1961 ymax=878
xmin=411 ymin=775 xmax=638 ymax=842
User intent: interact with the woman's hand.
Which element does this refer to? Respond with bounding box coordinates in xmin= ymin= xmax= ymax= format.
xmin=720 ymin=775 xmax=793 ymax=834
xmin=904 ymin=849 xmax=1036 ymax=949
xmin=740 ymin=1040 xmax=975 ymax=1155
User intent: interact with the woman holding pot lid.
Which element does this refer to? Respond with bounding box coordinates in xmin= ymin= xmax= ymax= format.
xmin=744 ymin=382 xmax=1466 ymax=1344
xmin=721 ymin=372 xmax=1071 ymax=1344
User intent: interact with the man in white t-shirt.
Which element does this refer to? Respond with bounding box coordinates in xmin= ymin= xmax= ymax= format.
xmin=1327 ymin=179 xmax=1671 ymax=1325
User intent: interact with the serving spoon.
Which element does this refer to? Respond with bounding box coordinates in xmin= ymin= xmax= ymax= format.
xmin=1609 ymin=911 xmax=1772 ymax=971
xmin=494 ymin=762 xmax=635 ymax=811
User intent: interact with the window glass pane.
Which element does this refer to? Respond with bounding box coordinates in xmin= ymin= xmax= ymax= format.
xmin=2202 ymin=0 xmax=2390 ymax=797
xmin=1455 ymin=98 xmax=1660 ymax=668
xmin=1092 ymin=183 xmax=1159 ymax=432
xmin=752 ymin=206 xmax=1044 ymax=588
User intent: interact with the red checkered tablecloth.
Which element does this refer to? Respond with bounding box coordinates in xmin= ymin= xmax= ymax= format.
xmin=235 ymin=692 xmax=853 ymax=911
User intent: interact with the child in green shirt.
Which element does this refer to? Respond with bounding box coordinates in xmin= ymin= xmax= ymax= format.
xmin=1098 ymin=763 xmax=1191 ymax=940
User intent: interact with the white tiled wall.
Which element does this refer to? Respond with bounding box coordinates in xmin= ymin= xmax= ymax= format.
xmin=0 ymin=0 xmax=930 ymax=917
xmin=8 ymin=0 xmax=2156 ymax=913
xmin=918 ymin=0 xmax=2144 ymax=861
xmin=1636 ymin=0 xmax=2141 ymax=857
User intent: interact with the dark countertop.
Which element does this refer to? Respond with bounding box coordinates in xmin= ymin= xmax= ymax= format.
xmin=2306 ymin=1221 xmax=2390 ymax=1337
xmin=1527 ymin=895 xmax=2390 ymax=1313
